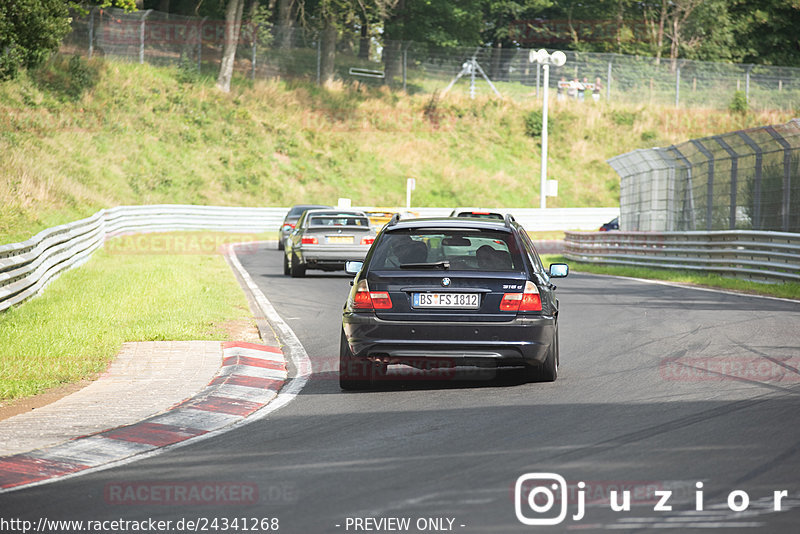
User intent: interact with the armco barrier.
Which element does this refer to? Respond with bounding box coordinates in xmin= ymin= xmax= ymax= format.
xmin=0 ymin=205 xmax=619 ymax=313
xmin=564 ymin=230 xmax=800 ymax=283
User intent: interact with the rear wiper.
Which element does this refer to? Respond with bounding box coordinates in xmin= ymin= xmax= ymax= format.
xmin=399 ymin=261 xmax=450 ymax=270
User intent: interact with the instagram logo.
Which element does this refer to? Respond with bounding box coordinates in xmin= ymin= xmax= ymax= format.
xmin=514 ymin=473 xmax=568 ymax=525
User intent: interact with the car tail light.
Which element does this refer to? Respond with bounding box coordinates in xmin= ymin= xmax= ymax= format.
xmin=361 ymin=237 xmax=375 ymax=245
xmin=282 ymin=223 xmax=295 ymax=230
xmin=352 ymin=279 xmax=392 ymax=310
xmin=301 ymin=236 xmax=318 ymax=245
xmin=500 ymin=281 xmax=541 ymax=312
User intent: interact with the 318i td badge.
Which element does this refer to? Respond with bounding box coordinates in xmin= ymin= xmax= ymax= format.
xmin=340 ymin=214 xmax=569 ymax=389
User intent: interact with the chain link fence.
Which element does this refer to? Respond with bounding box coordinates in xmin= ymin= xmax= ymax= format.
xmin=608 ymin=119 xmax=800 ymax=232
xmin=62 ymin=8 xmax=800 ymax=110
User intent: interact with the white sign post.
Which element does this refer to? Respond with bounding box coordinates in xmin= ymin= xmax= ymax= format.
xmin=406 ymin=178 xmax=416 ymax=209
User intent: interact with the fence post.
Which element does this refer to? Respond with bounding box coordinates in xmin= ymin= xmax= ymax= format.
xmin=606 ymin=61 xmax=612 ymax=101
xmin=692 ymin=140 xmax=716 ymax=231
xmin=316 ymin=37 xmax=321 ymax=85
xmin=198 ymin=17 xmax=207 ymax=71
xmin=402 ymin=44 xmax=408 ymax=92
xmin=251 ymin=24 xmax=257 ymax=80
xmin=766 ymin=126 xmax=793 ymax=232
xmin=675 ymin=64 xmax=680 ymax=107
xmin=746 ymin=64 xmax=754 ymax=106
xmin=139 ymin=10 xmax=152 ymax=65
xmin=713 ymin=135 xmax=740 ymax=230
xmin=736 ymin=132 xmax=763 ymax=230
xmin=88 ymin=7 xmax=95 ymax=58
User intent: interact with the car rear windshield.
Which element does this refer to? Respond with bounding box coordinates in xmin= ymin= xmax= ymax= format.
xmin=456 ymin=212 xmax=504 ymax=220
xmin=369 ymin=229 xmax=524 ymax=271
xmin=309 ymin=215 xmax=370 ymax=227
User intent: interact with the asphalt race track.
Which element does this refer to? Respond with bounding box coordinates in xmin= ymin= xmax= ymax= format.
xmin=2 ymin=244 xmax=800 ymax=533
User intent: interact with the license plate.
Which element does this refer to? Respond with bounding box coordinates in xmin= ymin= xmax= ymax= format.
xmin=412 ymin=293 xmax=480 ymax=309
xmin=327 ymin=235 xmax=353 ymax=244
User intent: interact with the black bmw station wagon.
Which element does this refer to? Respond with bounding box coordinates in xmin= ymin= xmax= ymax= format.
xmin=340 ymin=214 xmax=568 ymax=390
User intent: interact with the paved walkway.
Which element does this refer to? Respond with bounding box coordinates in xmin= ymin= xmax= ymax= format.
xmin=0 ymin=340 xmax=288 ymax=491
xmin=0 ymin=341 xmax=223 ymax=457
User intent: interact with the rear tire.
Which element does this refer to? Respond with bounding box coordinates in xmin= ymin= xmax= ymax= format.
xmin=339 ymin=331 xmax=387 ymax=390
xmin=290 ymin=252 xmax=306 ymax=278
xmin=283 ymin=253 xmax=290 ymax=275
xmin=278 ymin=238 xmax=284 ymax=251
xmin=525 ymin=327 xmax=558 ymax=383
xmin=340 ymin=330 xmax=371 ymax=390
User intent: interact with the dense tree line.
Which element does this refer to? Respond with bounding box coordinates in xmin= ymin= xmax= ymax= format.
xmin=1 ymin=0 xmax=798 ymax=84
xmin=154 ymin=0 xmax=799 ymax=66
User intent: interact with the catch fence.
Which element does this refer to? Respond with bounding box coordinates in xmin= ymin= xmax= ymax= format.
xmin=61 ymin=8 xmax=800 ymax=110
xmin=608 ymin=119 xmax=800 ymax=233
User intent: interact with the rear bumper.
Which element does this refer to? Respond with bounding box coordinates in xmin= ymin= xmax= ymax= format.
xmin=342 ymin=313 xmax=555 ymax=368
xmin=300 ymin=245 xmax=370 ymax=265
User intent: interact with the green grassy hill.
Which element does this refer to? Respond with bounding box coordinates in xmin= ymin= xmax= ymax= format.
xmin=1 ymin=56 xmax=794 ymax=244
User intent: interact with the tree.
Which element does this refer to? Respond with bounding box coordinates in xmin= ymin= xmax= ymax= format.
xmin=383 ymin=0 xmax=484 ymax=83
xmin=0 ymin=0 xmax=73 ymax=80
xmin=481 ymin=0 xmax=551 ymax=79
xmin=729 ymin=0 xmax=800 ymax=67
xmin=89 ymin=0 xmax=139 ymax=10
xmin=276 ymin=0 xmax=298 ymax=48
xmin=217 ymin=0 xmax=246 ymax=92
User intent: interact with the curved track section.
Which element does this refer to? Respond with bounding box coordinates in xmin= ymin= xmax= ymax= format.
xmin=1 ymin=245 xmax=798 ymax=533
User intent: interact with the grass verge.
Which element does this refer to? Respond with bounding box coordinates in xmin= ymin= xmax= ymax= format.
xmin=0 ymin=232 xmax=259 ymax=403
xmin=542 ymin=254 xmax=800 ymax=301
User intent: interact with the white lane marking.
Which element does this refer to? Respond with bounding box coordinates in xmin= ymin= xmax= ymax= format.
xmin=0 ymin=242 xmax=312 ymax=493
xmin=578 ymin=272 xmax=800 ymax=304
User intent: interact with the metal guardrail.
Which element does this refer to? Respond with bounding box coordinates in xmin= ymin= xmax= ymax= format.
xmin=0 ymin=204 xmax=618 ymax=312
xmin=564 ymin=230 xmax=800 ymax=283
xmin=0 ymin=205 xmax=283 ymax=313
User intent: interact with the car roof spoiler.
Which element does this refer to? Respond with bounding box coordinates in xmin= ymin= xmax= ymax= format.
xmin=503 ymin=213 xmax=516 ymax=228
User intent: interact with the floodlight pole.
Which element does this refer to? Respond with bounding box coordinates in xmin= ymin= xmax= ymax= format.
xmin=530 ymin=49 xmax=566 ymax=209
xmin=540 ymin=62 xmax=550 ymax=210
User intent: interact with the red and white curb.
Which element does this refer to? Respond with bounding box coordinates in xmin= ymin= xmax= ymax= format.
xmin=0 ymin=242 xmax=314 ymax=493
xmin=0 ymin=342 xmax=286 ymax=491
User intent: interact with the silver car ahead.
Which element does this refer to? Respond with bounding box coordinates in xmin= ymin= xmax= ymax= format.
xmin=278 ymin=204 xmax=332 ymax=250
xmin=284 ymin=209 xmax=377 ymax=277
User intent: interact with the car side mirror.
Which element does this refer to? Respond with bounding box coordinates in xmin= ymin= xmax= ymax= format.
xmin=549 ymin=263 xmax=569 ymax=278
xmin=345 ymin=261 xmax=363 ymax=275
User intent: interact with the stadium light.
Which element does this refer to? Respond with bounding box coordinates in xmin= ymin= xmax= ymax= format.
xmin=529 ymin=49 xmax=566 ymax=209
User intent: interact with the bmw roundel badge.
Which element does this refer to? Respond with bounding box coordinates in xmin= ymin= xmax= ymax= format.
xmin=441 ymin=277 xmax=451 ymax=287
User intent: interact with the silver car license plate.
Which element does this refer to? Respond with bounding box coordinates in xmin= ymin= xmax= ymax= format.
xmin=412 ymin=292 xmax=479 ymax=309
